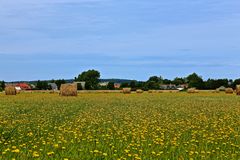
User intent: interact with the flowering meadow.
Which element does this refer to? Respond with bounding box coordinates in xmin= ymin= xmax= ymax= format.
xmin=0 ymin=92 xmax=240 ymax=159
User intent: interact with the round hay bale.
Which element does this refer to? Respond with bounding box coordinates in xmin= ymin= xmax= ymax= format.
xmin=5 ymin=86 xmax=17 ymax=95
xmin=218 ymin=86 xmax=226 ymax=91
xmin=187 ymin=88 xmax=197 ymax=94
xmin=60 ymin=83 xmax=77 ymax=96
xmin=122 ymin=88 xmax=131 ymax=94
xmin=225 ymin=88 xmax=234 ymax=94
xmin=236 ymin=85 xmax=240 ymax=95
xmin=136 ymin=89 xmax=143 ymax=93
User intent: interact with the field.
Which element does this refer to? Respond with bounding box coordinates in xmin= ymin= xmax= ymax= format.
xmin=0 ymin=92 xmax=240 ymax=160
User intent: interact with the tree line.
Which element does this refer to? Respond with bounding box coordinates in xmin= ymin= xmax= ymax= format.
xmin=143 ymin=73 xmax=238 ymax=90
xmin=0 ymin=81 xmax=5 ymax=91
xmin=74 ymin=70 xmax=240 ymax=90
xmin=1 ymin=70 xmax=240 ymax=91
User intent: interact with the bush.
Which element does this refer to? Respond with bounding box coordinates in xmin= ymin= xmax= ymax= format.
xmin=107 ymin=82 xmax=115 ymax=90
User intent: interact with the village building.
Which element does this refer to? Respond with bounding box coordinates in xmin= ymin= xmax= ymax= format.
xmin=48 ymin=83 xmax=58 ymax=91
xmin=99 ymin=82 xmax=109 ymax=87
xmin=16 ymin=83 xmax=31 ymax=90
xmin=114 ymin=83 xmax=121 ymax=89
xmin=74 ymin=82 xmax=86 ymax=90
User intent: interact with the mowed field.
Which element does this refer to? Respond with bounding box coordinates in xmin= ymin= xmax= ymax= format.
xmin=0 ymin=92 xmax=240 ymax=160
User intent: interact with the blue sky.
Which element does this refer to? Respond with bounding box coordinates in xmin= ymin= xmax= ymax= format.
xmin=1 ymin=0 xmax=240 ymax=81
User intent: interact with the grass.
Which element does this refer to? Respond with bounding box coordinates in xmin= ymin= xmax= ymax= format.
xmin=0 ymin=92 xmax=240 ymax=159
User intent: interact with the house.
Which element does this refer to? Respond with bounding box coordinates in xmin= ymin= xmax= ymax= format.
xmin=99 ymin=82 xmax=109 ymax=87
xmin=177 ymin=84 xmax=188 ymax=89
xmin=15 ymin=86 xmax=21 ymax=92
xmin=160 ymin=84 xmax=177 ymax=90
xmin=16 ymin=83 xmax=31 ymax=90
xmin=160 ymin=84 xmax=188 ymax=90
xmin=48 ymin=83 xmax=58 ymax=91
xmin=30 ymin=84 xmax=36 ymax=89
xmin=176 ymin=84 xmax=189 ymax=90
xmin=74 ymin=82 xmax=86 ymax=90
xmin=176 ymin=87 xmax=184 ymax=91
xmin=114 ymin=83 xmax=121 ymax=89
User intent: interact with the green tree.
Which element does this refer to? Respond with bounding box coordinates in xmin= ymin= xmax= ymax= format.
xmin=75 ymin=70 xmax=100 ymax=90
xmin=36 ymin=80 xmax=48 ymax=90
xmin=36 ymin=80 xmax=42 ymax=90
xmin=136 ymin=81 xmax=144 ymax=89
xmin=232 ymin=79 xmax=240 ymax=89
xmin=205 ymin=79 xmax=229 ymax=89
xmin=172 ymin=77 xmax=185 ymax=85
xmin=186 ymin=73 xmax=204 ymax=89
xmin=130 ymin=81 xmax=137 ymax=90
xmin=147 ymin=81 xmax=159 ymax=90
xmin=107 ymin=82 xmax=115 ymax=90
xmin=55 ymin=79 xmax=66 ymax=89
xmin=120 ymin=82 xmax=129 ymax=88
xmin=163 ymin=79 xmax=172 ymax=84
xmin=148 ymin=76 xmax=163 ymax=83
xmin=0 ymin=81 xmax=5 ymax=91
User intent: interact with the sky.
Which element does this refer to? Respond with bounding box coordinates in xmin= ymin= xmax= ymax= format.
xmin=0 ymin=0 xmax=240 ymax=81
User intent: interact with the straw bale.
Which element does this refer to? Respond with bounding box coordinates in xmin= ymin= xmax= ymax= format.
xmin=60 ymin=84 xmax=77 ymax=96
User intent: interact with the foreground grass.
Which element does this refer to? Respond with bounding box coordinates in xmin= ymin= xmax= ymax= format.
xmin=0 ymin=92 xmax=240 ymax=159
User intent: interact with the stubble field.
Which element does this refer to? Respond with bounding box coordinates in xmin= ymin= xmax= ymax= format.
xmin=0 ymin=92 xmax=240 ymax=159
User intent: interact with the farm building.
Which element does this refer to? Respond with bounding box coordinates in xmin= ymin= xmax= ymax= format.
xmin=99 ymin=82 xmax=109 ymax=87
xmin=160 ymin=84 xmax=188 ymax=90
xmin=74 ymin=82 xmax=86 ymax=90
xmin=30 ymin=84 xmax=36 ymax=89
xmin=176 ymin=84 xmax=188 ymax=91
xmin=114 ymin=83 xmax=121 ymax=89
xmin=16 ymin=83 xmax=31 ymax=90
xmin=48 ymin=83 xmax=58 ymax=90
xmin=15 ymin=86 xmax=21 ymax=92
xmin=160 ymin=84 xmax=177 ymax=90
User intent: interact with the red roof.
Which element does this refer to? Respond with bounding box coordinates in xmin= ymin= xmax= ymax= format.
xmin=114 ymin=83 xmax=121 ymax=89
xmin=16 ymin=83 xmax=31 ymax=90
